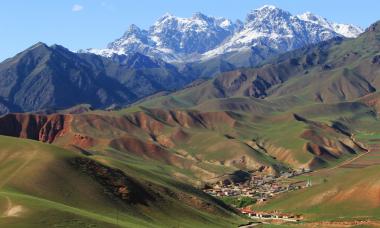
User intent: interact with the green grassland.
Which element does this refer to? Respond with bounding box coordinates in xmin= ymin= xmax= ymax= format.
xmin=0 ymin=136 xmax=245 ymax=227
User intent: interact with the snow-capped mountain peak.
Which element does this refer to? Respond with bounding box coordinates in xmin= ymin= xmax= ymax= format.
xmin=148 ymin=12 xmax=238 ymax=57
xmin=202 ymin=6 xmax=339 ymax=58
xmin=158 ymin=12 xmax=174 ymax=20
xmin=298 ymin=12 xmax=328 ymax=25
xmin=256 ymin=4 xmax=278 ymax=11
xmin=246 ymin=5 xmax=291 ymax=22
xmin=192 ymin=12 xmax=210 ymax=21
xmin=84 ymin=5 xmax=363 ymax=62
xmin=125 ymin=24 xmax=143 ymax=34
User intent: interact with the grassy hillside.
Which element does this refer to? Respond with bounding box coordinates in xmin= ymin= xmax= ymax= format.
xmin=0 ymin=98 xmax=369 ymax=185
xmin=0 ymin=136 xmax=244 ymax=227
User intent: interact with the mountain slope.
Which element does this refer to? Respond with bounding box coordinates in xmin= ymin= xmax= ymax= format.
xmin=0 ymin=42 xmax=133 ymax=113
xmin=0 ymin=43 xmax=192 ymax=114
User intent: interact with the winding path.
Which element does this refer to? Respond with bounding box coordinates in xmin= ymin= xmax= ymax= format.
xmin=2 ymin=196 xmax=24 ymax=217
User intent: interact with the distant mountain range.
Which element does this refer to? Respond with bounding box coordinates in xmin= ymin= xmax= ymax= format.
xmin=85 ymin=5 xmax=363 ymax=62
xmin=0 ymin=5 xmax=366 ymax=115
xmin=141 ymin=21 xmax=380 ymax=109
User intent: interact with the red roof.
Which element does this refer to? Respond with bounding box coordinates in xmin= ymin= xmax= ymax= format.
xmin=239 ymin=208 xmax=255 ymax=214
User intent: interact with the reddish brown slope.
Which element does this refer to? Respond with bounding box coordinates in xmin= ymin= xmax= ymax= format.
xmin=0 ymin=114 xmax=72 ymax=143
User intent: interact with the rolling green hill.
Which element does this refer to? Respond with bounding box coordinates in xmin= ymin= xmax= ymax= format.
xmin=0 ymin=136 xmax=244 ymax=227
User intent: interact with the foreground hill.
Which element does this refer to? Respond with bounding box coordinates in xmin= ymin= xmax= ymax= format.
xmin=0 ymin=136 xmax=243 ymax=227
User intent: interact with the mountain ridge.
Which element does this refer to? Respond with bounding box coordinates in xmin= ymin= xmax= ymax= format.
xmin=0 ymin=43 xmax=194 ymax=115
xmin=85 ymin=5 xmax=363 ymax=63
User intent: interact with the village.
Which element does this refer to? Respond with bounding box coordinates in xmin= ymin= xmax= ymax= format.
xmin=203 ymin=168 xmax=312 ymax=222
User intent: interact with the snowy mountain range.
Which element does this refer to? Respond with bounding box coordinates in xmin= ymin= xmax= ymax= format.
xmin=297 ymin=12 xmax=363 ymax=38
xmin=85 ymin=5 xmax=363 ymax=62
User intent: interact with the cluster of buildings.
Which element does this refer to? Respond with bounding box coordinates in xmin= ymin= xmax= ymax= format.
xmin=203 ymin=168 xmax=312 ymax=205
xmin=203 ymin=169 xmax=312 ymax=223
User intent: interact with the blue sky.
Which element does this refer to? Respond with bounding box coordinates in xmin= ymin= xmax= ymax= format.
xmin=1 ymin=0 xmax=379 ymax=61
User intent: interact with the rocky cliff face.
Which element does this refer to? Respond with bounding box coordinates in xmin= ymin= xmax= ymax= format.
xmin=0 ymin=113 xmax=71 ymax=143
